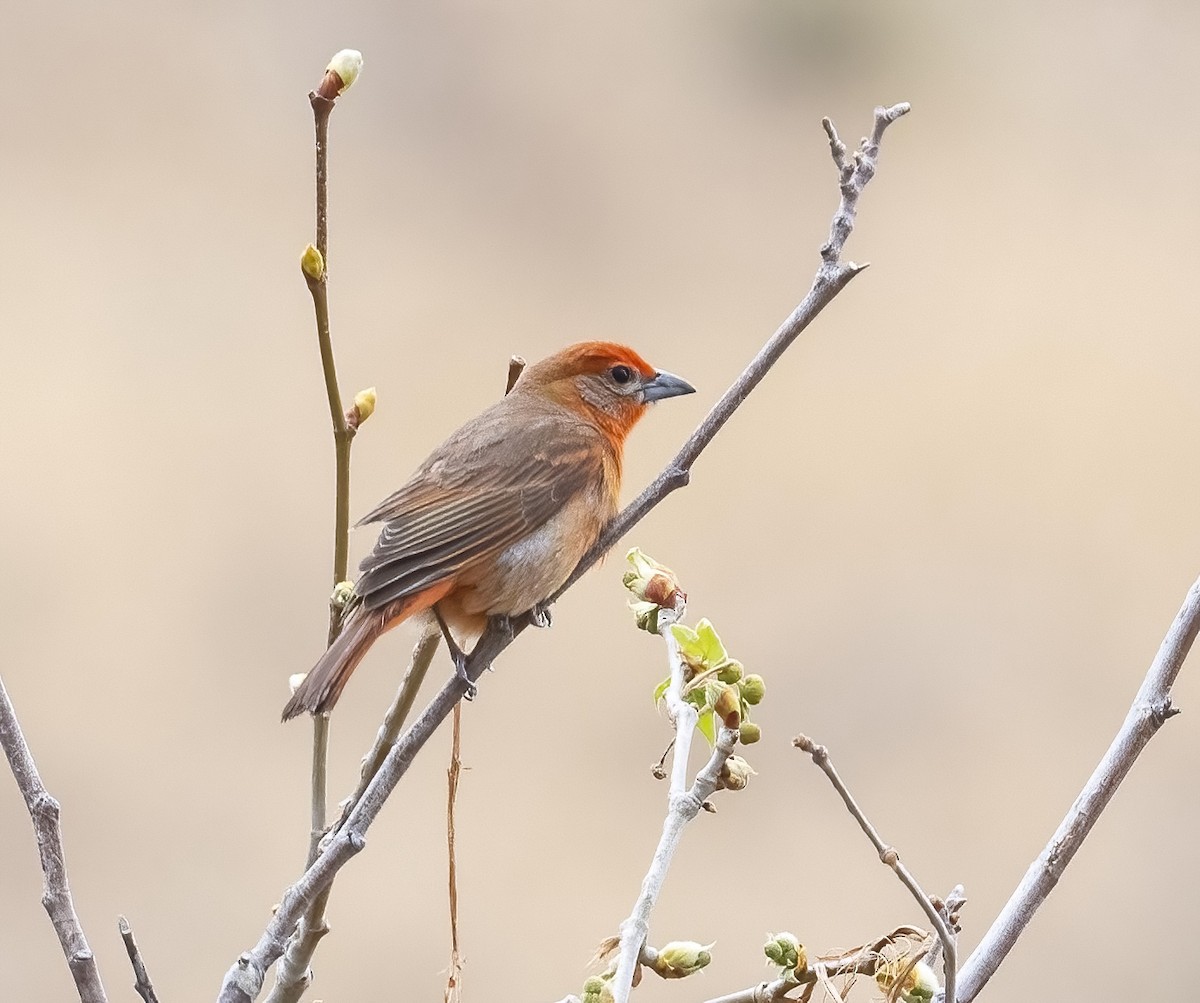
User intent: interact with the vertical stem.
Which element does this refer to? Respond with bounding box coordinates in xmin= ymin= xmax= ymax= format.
xmin=305 ymin=94 xmax=350 ymax=869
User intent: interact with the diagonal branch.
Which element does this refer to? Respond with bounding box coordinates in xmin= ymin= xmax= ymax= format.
xmin=0 ymin=675 xmax=108 ymax=1003
xmin=215 ymin=101 xmax=910 ymax=1003
xmin=794 ymin=735 xmax=958 ymax=1003
xmin=955 ymin=575 xmax=1200 ymax=1002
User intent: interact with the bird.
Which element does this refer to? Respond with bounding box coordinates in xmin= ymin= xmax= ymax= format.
xmin=282 ymin=341 xmax=695 ymax=720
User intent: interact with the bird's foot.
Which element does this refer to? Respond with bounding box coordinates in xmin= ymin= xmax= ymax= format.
xmin=490 ymin=613 xmax=517 ymax=642
xmin=530 ymin=602 xmax=553 ymax=629
xmin=454 ymin=649 xmax=478 ymax=701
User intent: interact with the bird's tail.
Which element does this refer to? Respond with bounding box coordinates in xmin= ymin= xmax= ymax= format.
xmin=281 ymin=579 xmax=457 ymax=721
xmin=282 ymin=609 xmax=386 ymax=720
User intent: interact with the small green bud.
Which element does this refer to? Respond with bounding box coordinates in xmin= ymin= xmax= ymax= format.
xmin=581 ymin=975 xmax=607 ymax=1003
xmin=739 ymin=674 xmax=765 ymax=705
xmin=763 ymin=932 xmax=801 ymax=971
xmin=739 ymin=721 xmax=762 ymax=744
xmin=716 ymin=658 xmax=744 ymax=683
xmin=347 ymin=387 xmax=376 ymax=429
xmin=300 ymin=243 xmax=325 ymax=281
xmin=876 ymin=959 xmax=938 ymax=1003
xmin=330 ymin=580 xmax=356 ymax=611
xmin=656 ymin=940 xmax=714 ymax=977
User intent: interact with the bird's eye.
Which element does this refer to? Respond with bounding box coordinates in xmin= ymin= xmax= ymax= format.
xmin=610 ymin=365 xmax=634 ymax=385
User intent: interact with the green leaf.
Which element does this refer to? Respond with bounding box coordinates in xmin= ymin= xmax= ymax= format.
xmin=652 ymin=676 xmax=671 ymax=704
xmin=693 ymin=619 xmax=729 ymax=668
xmin=696 ymin=708 xmax=716 ymax=746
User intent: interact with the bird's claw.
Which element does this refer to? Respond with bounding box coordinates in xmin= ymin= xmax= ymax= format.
xmin=530 ymin=602 xmax=553 ymax=629
xmin=491 ymin=613 xmax=516 ymax=641
xmin=453 ymin=651 xmax=478 ymax=701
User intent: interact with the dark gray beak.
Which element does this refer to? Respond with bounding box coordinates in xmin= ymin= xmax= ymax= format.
xmin=642 ymin=369 xmax=696 ymax=402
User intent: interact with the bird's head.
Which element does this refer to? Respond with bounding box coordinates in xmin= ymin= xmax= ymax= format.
xmin=516 ymin=342 xmax=695 ymax=443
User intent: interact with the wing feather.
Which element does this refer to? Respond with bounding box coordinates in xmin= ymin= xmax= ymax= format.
xmin=352 ymin=399 xmax=607 ymax=611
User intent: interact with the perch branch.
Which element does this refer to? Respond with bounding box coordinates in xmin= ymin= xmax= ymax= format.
xmin=0 ymin=675 xmax=108 ymax=1003
xmin=955 ymin=575 xmax=1200 ymax=1002
xmin=794 ymin=735 xmax=957 ymax=1003
xmin=215 ymin=101 xmax=909 ymax=1002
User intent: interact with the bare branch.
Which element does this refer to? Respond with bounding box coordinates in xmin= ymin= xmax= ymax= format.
xmin=956 ymin=576 xmax=1200 ymax=1002
xmin=794 ymin=735 xmax=958 ymax=1003
xmin=118 ymin=916 xmax=161 ymax=1003
xmin=0 ymin=675 xmax=108 ymax=1003
xmin=216 ymin=101 xmax=910 ymax=1002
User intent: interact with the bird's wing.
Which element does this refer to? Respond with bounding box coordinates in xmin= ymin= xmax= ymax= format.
xmin=352 ymin=404 xmax=606 ymax=610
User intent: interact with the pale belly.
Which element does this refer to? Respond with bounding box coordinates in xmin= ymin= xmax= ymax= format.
xmin=443 ymin=488 xmax=612 ymax=629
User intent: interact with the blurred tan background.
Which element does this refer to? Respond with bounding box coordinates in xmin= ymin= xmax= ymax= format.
xmin=4 ymin=1 xmax=1199 ymax=1000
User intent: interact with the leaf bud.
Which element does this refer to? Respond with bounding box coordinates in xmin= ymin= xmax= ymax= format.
xmin=739 ymin=721 xmax=762 ymax=744
xmin=300 ymin=243 xmax=325 ymax=281
xmin=739 ymin=674 xmax=766 ymax=705
xmin=316 ymin=49 xmax=363 ymax=99
xmin=656 ymin=940 xmax=714 ymax=977
xmin=763 ymin=932 xmax=801 ymax=971
xmin=718 ymin=755 xmax=755 ymax=791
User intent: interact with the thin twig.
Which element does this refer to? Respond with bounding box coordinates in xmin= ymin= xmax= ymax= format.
xmin=609 ymin=600 xmax=739 ymax=1003
xmin=793 ymin=736 xmax=957 ymax=1003
xmin=0 ymin=675 xmax=108 ymax=1003
xmin=118 ymin=916 xmax=161 ymax=1003
xmin=215 ymin=102 xmax=909 ymax=1003
xmin=444 ymin=703 xmax=464 ymax=1003
xmin=267 ymin=69 xmax=359 ymax=1003
xmin=336 ymin=624 xmax=441 ymax=828
xmin=955 ymin=576 xmax=1200 ymax=1002
xmin=701 ymin=941 xmax=917 ymax=1003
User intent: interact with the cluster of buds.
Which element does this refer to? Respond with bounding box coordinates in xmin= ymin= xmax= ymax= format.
xmin=763 ymin=932 xmax=808 ymax=979
xmin=624 ymin=550 xmax=768 ymax=787
xmin=876 ymin=958 xmax=939 ymax=1003
xmin=666 ymin=617 xmax=766 ymax=753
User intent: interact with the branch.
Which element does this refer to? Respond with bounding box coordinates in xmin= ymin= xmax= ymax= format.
xmin=955 ymin=575 xmax=1200 ymax=1002
xmin=118 ymin=916 xmax=161 ymax=1003
xmin=216 ymin=101 xmax=909 ymax=1002
xmin=268 ymin=49 xmax=365 ymax=1003
xmin=609 ymin=603 xmax=740 ymax=1002
xmin=0 ymin=674 xmax=108 ymax=1003
xmin=794 ymin=736 xmax=958 ymax=1003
